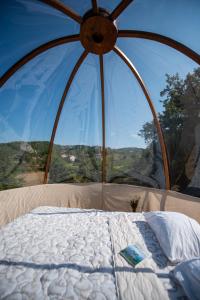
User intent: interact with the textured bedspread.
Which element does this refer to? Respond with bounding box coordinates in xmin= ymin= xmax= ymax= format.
xmin=0 ymin=207 xmax=186 ymax=299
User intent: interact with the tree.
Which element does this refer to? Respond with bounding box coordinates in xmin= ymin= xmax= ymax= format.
xmin=139 ymin=67 xmax=200 ymax=194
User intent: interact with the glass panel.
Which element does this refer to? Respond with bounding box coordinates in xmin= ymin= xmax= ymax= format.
xmin=117 ymin=0 xmax=200 ymax=54
xmin=60 ymin=0 xmax=92 ymax=16
xmin=98 ymin=0 xmax=121 ymax=13
xmin=117 ymin=38 xmax=200 ymax=196
xmin=104 ymin=51 xmax=165 ymax=188
xmin=0 ymin=0 xmax=79 ymax=76
xmin=117 ymin=38 xmax=198 ymax=113
xmin=60 ymin=0 xmax=122 ymax=17
xmin=49 ymin=54 xmax=102 ymax=184
xmin=0 ymin=42 xmax=83 ymax=190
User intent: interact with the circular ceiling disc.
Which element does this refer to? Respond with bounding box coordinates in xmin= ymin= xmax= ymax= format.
xmin=80 ymin=13 xmax=118 ymax=55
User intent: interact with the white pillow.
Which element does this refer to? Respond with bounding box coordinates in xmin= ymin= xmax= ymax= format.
xmin=144 ymin=211 xmax=200 ymax=263
xmin=172 ymin=258 xmax=200 ymax=300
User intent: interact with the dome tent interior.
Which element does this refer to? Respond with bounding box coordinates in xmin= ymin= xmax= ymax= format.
xmin=0 ymin=0 xmax=200 ymax=223
xmin=0 ymin=1 xmax=200 ymax=299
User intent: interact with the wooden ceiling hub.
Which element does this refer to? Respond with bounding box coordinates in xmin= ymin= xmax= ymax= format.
xmin=80 ymin=9 xmax=118 ymax=55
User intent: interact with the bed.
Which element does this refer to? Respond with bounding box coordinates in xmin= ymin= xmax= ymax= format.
xmin=0 ymin=207 xmax=186 ymax=299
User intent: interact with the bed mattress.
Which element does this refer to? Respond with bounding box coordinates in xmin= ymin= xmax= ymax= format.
xmin=0 ymin=207 xmax=186 ymax=299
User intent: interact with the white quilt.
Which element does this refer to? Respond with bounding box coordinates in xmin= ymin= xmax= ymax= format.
xmin=0 ymin=207 xmax=186 ymax=299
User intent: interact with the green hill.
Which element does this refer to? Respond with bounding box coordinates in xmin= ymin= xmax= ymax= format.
xmin=0 ymin=141 xmax=160 ymax=190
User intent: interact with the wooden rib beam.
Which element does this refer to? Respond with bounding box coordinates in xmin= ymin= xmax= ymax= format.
xmin=110 ymin=0 xmax=133 ymax=20
xmin=113 ymin=46 xmax=170 ymax=190
xmin=99 ymin=55 xmax=106 ymax=183
xmin=0 ymin=35 xmax=80 ymax=87
xmin=118 ymin=30 xmax=200 ymax=65
xmin=92 ymin=0 xmax=98 ymax=14
xmin=43 ymin=50 xmax=88 ymax=183
xmin=40 ymin=0 xmax=82 ymax=23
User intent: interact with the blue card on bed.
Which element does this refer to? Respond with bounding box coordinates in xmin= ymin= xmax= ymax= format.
xmin=120 ymin=245 xmax=146 ymax=267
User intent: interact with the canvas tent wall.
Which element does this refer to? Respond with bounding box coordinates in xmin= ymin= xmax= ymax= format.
xmin=0 ymin=183 xmax=200 ymax=227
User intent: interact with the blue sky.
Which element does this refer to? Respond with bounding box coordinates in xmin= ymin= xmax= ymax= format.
xmin=0 ymin=0 xmax=199 ymax=148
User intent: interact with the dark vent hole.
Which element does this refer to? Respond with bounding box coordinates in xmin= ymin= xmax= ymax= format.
xmin=92 ymin=33 xmax=104 ymax=43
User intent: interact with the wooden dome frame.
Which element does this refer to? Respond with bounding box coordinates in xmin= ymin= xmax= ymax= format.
xmin=1 ymin=0 xmax=200 ymax=190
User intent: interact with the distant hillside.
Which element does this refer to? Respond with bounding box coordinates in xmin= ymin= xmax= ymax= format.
xmin=0 ymin=141 xmax=161 ymax=190
xmin=0 ymin=141 xmax=49 ymax=190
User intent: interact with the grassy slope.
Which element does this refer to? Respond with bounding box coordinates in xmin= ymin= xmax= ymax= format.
xmin=0 ymin=141 xmax=156 ymax=190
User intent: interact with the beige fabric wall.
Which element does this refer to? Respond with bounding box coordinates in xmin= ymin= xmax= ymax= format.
xmin=102 ymin=184 xmax=200 ymax=223
xmin=0 ymin=184 xmax=102 ymax=227
xmin=0 ymin=183 xmax=199 ymax=227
